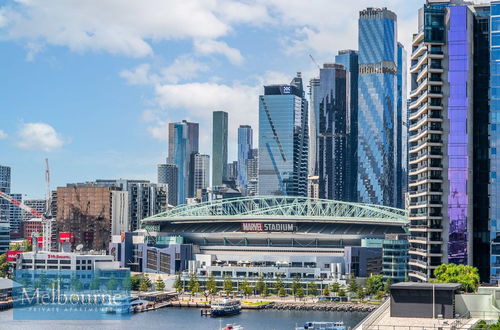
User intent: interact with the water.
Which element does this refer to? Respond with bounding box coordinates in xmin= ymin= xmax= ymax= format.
xmin=0 ymin=307 xmax=368 ymax=330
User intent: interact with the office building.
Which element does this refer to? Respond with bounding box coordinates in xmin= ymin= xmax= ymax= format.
xmin=308 ymin=77 xmax=320 ymax=177
xmin=212 ymin=111 xmax=228 ymax=186
xmin=0 ymin=222 xmax=8 ymax=254
xmin=17 ymin=251 xmax=120 ymax=271
xmin=357 ymin=7 xmax=399 ymax=206
xmin=23 ymin=218 xmax=43 ymax=239
xmin=111 ymin=190 xmax=129 ymax=235
xmin=168 ymin=120 xmax=199 ymax=204
xmin=258 ymin=73 xmax=309 ymax=196
xmin=316 ymin=63 xmax=349 ymax=201
xmin=191 ymin=153 xmax=210 ymax=195
xmin=227 ymin=161 xmax=238 ymax=182
xmin=22 ymin=199 xmax=46 ymax=222
xmin=396 ymin=43 xmax=408 ymax=209
xmin=8 ymin=193 xmax=22 ymax=238
xmin=158 ymin=163 xmax=178 ymax=206
xmin=408 ymin=1 xmax=489 ymax=281
xmin=335 ymin=49 xmax=359 ymax=203
xmin=247 ymin=149 xmax=259 ymax=196
xmin=237 ymin=125 xmax=253 ymax=195
xmin=0 ymin=165 xmax=10 ymax=222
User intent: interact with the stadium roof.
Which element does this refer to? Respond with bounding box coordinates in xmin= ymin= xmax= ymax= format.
xmin=142 ymin=196 xmax=408 ymax=226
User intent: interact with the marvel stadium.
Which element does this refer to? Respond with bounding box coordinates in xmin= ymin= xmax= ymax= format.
xmin=138 ymin=196 xmax=409 ymax=282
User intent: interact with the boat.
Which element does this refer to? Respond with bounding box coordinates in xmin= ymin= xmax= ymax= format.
xmin=219 ymin=324 xmax=245 ymax=330
xmin=295 ymin=321 xmax=345 ymax=330
xmin=210 ymin=299 xmax=241 ymax=317
xmin=100 ymin=296 xmax=134 ymax=314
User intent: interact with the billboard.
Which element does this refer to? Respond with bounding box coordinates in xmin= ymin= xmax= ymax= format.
xmin=7 ymin=250 xmax=22 ymax=262
xmin=59 ymin=232 xmax=74 ymax=243
xmin=241 ymin=222 xmax=297 ymax=232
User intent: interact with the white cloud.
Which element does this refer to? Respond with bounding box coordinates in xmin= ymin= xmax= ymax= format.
xmin=194 ymin=39 xmax=244 ymax=65
xmin=16 ymin=122 xmax=66 ymax=152
xmin=120 ymin=55 xmax=210 ymax=85
xmin=0 ymin=130 xmax=7 ymax=139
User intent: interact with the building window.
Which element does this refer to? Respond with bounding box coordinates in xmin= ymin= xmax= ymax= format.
xmin=159 ymin=253 xmax=171 ymax=274
xmin=146 ymin=250 xmax=158 ymax=270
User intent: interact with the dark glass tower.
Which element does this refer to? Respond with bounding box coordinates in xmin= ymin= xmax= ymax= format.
xmin=258 ymin=73 xmax=308 ymax=196
xmin=357 ymin=7 xmax=398 ymax=206
xmin=212 ymin=111 xmax=228 ymax=186
xmin=237 ymin=125 xmax=253 ymax=195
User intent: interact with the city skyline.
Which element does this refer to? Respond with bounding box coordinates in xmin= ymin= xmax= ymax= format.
xmin=0 ymin=0 xmax=433 ymax=199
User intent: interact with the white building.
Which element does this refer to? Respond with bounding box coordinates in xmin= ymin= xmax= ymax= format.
xmin=16 ymin=251 xmax=121 ymax=271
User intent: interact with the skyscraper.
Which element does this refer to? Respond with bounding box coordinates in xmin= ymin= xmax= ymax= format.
xmin=308 ymin=77 xmax=321 ymax=178
xmin=9 ymin=193 xmax=22 ymax=238
xmin=408 ymin=1 xmax=487 ymax=281
xmin=247 ymin=148 xmax=259 ymax=196
xmin=396 ymin=43 xmax=408 ymax=209
xmin=168 ymin=120 xmax=199 ymax=204
xmin=335 ymin=49 xmax=359 ymax=203
xmin=158 ymin=163 xmax=178 ymax=206
xmin=258 ymin=73 xmax=309 ymax=196
xmin=0 ymin=165 xmax=11 ymax=222
xmin=191 ymin=153 xmax=210 ymax=194
xmin=316 ymin=63 xmax=348 ymax=201
xmin=357 ymin=7 xmax=398 ymax=206
xmin=237 ymin=125 xmax=253 ymax=195
xmin=212 ymin=111 xmax=228 ymax=186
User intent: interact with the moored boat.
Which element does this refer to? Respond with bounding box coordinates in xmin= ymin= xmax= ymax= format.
xmin=210 ymin=299 xmax=241 ymax=317
xmin=295 ymin=321 xmax=345 ymax=330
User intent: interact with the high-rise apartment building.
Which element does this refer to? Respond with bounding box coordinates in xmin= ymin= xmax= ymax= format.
xmin=22 ymin=199 xmax=46 ymax=222
xmin=227 ymin=161 xmax=238 ymax=182
xmin=247 ymin=148 xmax=259 ymax=196
xmin=237 ymin=125 xmax=253 ymax=195
xmin=396 ymin=43 xmax=408 ymax=209
xmin=408 ymin=0 xmax=489 ymax=281
xmin=316 ymin=64 xmax=348 ymax=201
xmin=335 ymin=49 xmax=359 ymax=203
xmin=258 ymin=73 xmax=309 ymax=196
xmin=212 ymin=111 xmax=228 ymax=186
xmin=158 ymin=163 xmax=178 ymax=206
xmin=357 ymin=7 xmax=399 ymax=207
xmin=168 ymin=120 xmax=199 ymax=204
xmin=0 ymin=165 xmax=11 ymax=222
xmin=9 ymin=193 xmax=22 ymax=238
xmin=309 ymin=77 xmax=320 ymax=178
xmin=191 ymin=153 xmax=210 ymax=195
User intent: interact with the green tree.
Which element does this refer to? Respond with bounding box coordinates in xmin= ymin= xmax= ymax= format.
xmin=206 ymin=275 xmax=217 ymax=295
xmin=255 ymin=276 xmax=266 ymax=295
xmin=278 ymin=287 xmax=286 ymax=297
xmin=240 ymin=280 xmax=253 ymax=297
xmin=90 ymin=276 xmax=101 ymax=291
xmin=348 ymin=280 xmax=359 ymax=293
xmin=273 ymin=278 xmax=284 ymax=296
xmin=130 ymin=275 xmax=140 ymax=291
xmin=107 ymin=275 xmax=118 ymax=291
xmin=322 ymin=284 xmax=330 ymax=296
xmin=356 ymin=286 xmax=365 ymax=300
xmin=338 ymin=289 xmax=346 ymax=297
xmin=139 ymin=275 xmax=152 ymax=292
xmin=432 ymin=264 xmax=480 ymax=293
xmin=155 ymin=277 xmax=165 ymax=291
xmin=223 ymin=277 xmax=233 ymax=295
xmin=174 ymin=273 xmax=183 ymax=293
xmin=384 ymin=278 xmax=393 ymax=294
xmin=0 ymin=253 xmax=8 ymax=278
xmin=296 ymin=286 xmax=305 ymax=299
xmin=307 ymin=281 xmax=318 ymax=296
xmin=122 ymin=276 xmax=132 ymax=291
xmin=188 ymin=274 xmax=200 ymax=295
xmin=291 ymin=276 xmax=301 ymax=297
xmin=261 ymin=283 xmax=268 ymax=297
xmin=330 ymin=282 xmax=340 ymax=293
xmin=365 ymin=274 xmax=384 ymax=295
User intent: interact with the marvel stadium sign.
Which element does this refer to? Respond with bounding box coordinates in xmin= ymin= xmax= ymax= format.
xmin=241 ymin=222 xmax=297 ymax=232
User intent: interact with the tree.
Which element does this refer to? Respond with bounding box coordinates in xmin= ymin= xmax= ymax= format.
xmin=307 ymin=282 xmax=318 ymax=296
xmin=433 ymin=264 xmax=480 ymax=293
xmin=139 ymin=275 xmax=152 ymax=292
xmin=255 ymin=276 xmax=266 ymax=295
xmin=122 ymin=276 xmax=131 ymax=291
xmin=240 ymin=280 xmax=253 ymax=297
xmin=356 ymin=286 xmax=365 ymax=300
xmin=365 ymin=275 xmax=384 ymax=296
xmin=155 ymin=277 xmax=165 ymax=291
xmin=278 ymin=287 xmax=286 ymax=297
xmin=273 ymin=278 xmax=284 ymax=296
xmin=70 ymin=274 xmax=83 ymax=291
xmin=348 ymin=280 xmax=359 ymax=293
xmin=322 ymin=284 xmax=330 ymax=296
xmin=337 ymin=289 xmax=346 ymax=297
xmin=296 ymin=286 xmax=305 ymax=299
xmin=223 ymin=277 xmax=233 ymax=295
xmin=0 ymin=253 xmax=8 ymax=278
xmin=330 ymin=282 xmax=340 ymax=293
xmin=261 ymin=283 xmax=268 ymax=297
xmin=206 ymin=275 xmax=217 ymax=295
xmin=90 ymin=276 xmax=101 ymax=291
xmin=384 ymin=278 xmax=393 ymax=294
xmin=174 ymin=273 xmax=183 ymax=293
xmin=188 ymin=274 xmax=200 ymax=295
xmin=107 ymin=275 xmax=118 ymax=291
xmin=291 ymin=276 xmax=301 ymax=298
xmin=130 ymin=275 xmax=140 ymax=291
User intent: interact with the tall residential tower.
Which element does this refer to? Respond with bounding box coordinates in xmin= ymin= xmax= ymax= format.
xmin=212 ymin=111 xmax=228 ymax=186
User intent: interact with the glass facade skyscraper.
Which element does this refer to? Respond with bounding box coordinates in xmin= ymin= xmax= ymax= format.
xmin=258 ymin=73 xmax=308 ymax=196
xmin=357 ymin=7 xmax=398 ymax=206
xmin=168 ymin=120 xmax=199 ymax=205
xmin=335 ymin=50 xmax=359 ymax=203
xmin=0 ymin=165 xmax=10 ymax=223
xmin=212 ymin=111 xmax=228 ymax=186
xmin=191 ymin=153 xmax=210 ymax=195
xmin=157 ymin=163 xmax=178 ymax=206
xmin=396 ymin=43 xmax=408 ymax=209
xmin=237 ymin=125 xmax=253 ymax=195
xmin=316 ymin=64 xmax=348 ymax=200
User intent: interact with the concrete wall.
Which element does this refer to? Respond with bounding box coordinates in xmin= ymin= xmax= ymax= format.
xmin=456 ymin=293 xmax=500 ymax=320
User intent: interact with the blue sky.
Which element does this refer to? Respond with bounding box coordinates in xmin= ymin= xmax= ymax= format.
xmin=0 ymin=0 xmax=482 ymax=198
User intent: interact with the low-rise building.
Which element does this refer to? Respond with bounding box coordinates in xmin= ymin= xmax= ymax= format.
xmin=16 ymin=251 xmax=120 ymax=271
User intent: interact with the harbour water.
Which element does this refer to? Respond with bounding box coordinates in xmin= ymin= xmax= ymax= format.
xmin=0 ymin=307 xmax=368 ymax=329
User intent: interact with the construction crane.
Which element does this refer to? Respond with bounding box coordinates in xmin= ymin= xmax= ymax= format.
xmin=0 ymin=159 xmax=53 ymax=252
xmin=309 ymin=54 xmax=321 ymax=70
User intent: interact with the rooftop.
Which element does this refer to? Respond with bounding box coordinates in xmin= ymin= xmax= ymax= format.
xmin=391 ymin=282 xmax=462 ymax=290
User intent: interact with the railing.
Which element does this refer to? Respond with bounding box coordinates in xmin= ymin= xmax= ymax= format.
xmin=354 ymin=299 xmax=390 ymax=330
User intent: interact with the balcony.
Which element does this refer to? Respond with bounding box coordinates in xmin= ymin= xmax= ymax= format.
xmin=409 ymin=102 xmax=429 ymax=121
xmin=410 ymin=78 xmax=428 ymax=98
xmin=409 ymin=236 xmax=427 ymax=244
xmin=409 ymin=270 xmax=429 ymax=281
xmin=413 ymin=31 xmax=424 ymax=46
xmin=411 ymin=43 xmax=427 ymax=60
xmin=409 ymin=91 xmax=428 ymax=110
xmin=410 ymin=53 xmax=428 ymax=73
xmin=417 ymin=65 xmax=428 ymax=82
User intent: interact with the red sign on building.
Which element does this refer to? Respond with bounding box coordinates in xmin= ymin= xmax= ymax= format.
xmin=59 ymin=232 xmax=74 ymax=243
xmin=7 ymin=250 xmax=22 ymax=262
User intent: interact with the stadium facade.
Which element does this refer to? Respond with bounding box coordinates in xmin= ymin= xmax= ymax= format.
xmin=136 ymin=196 xmax=408 ymax=283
